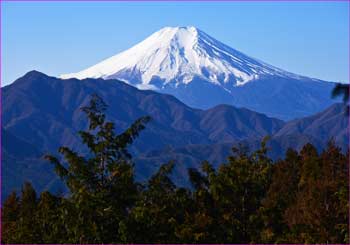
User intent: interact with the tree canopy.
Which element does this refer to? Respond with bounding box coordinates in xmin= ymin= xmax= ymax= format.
xmin=2 ymin=95 xmax=349 ymax=244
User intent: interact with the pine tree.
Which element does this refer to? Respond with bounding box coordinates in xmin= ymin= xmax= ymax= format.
xmin=45 ymin=94 xmax=150 ymax=243
xmin=260 ymin=148 xmax=301 ymax=243
xmin=212 ymin=138 xmax=272 ymax=243
xmin=16 ymin=182 xmax=41 ymax=243
xmin=2 ymin=93 xmax=348 ymax=243
xmin=119 ymin=161 xmax=192 ymax=243
xmin=35 ymin=191 xmax=63 ymax=243
xmin=1 ymin=191 xmax=20 ymax=243
xmin=332 ymin=83 xmax=349 ymax=114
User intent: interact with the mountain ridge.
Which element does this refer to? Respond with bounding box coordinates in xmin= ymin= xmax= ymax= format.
xmin=60 ymin=26 xmax=337 ymax=120
xmin=3 ymin=71 xmax=284 ymax=153
xmin=2 ymin=71 xmax=347 ymax=199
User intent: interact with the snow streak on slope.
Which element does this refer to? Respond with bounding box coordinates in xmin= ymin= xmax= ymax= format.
xmin=61 ymin=26 xmax=303 ymax=87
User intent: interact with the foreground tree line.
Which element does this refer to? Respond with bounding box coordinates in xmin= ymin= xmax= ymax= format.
xmin=2 ymin=95 xmax=349 ymax=244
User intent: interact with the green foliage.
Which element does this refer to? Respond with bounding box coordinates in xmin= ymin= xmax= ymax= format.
xmin=261 ymin=141 xmax=349 ymax=243
xmin=332 ymin=83 xmax=349 ymax=114
xmin=332 ymin=83 xmax=349 ymax=103
xmin=2 ymin=191 xmax=20 ymax=243
xmin=2 ymin=95 xmax=349 ymax=244
xmin=119 ymin=161 xmax=191 ymax=243
xmin=44 ymin=94 xmax=150 ymax=243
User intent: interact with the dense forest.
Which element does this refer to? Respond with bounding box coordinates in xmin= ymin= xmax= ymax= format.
xmin=2 ymin=95 xmax=349 ymax=244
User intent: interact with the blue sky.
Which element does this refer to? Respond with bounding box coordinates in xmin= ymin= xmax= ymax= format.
xmin=2 ymin=1 xmax=349 ymax=86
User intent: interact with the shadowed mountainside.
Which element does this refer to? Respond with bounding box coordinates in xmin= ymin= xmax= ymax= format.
xmin=2 ymin=71 xmax=348 ymax=198
xmin=2 ymin=71 xmax=283 ymax=198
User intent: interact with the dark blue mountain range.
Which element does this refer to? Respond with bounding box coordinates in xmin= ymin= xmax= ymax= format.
xmin=2 ymin=71 xmax=348 ymax=199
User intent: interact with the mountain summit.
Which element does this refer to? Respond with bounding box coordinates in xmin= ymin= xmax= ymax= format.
xmin=62 ymin=26 xmax=300 ymax=87
xmin=2 ymin=71 xmax=347 ymax=198
xmin=61 ymin=26 xmax=336 ymax=120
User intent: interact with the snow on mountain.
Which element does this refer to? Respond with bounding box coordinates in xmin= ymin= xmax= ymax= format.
xmin=61 ymin=26 xmax=302 ymax=87
xmin=61 ymin=26 xmax=336 ymax=120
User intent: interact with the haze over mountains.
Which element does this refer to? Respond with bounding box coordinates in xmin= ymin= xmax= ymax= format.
xmin=61 ymin=26 xmax=336 ymax=120
xmin=2 ymin=71 xmax=348 ymax=198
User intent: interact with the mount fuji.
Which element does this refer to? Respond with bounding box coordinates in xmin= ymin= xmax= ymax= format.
xmin=61 ymin=26 xmax=337 ymax=120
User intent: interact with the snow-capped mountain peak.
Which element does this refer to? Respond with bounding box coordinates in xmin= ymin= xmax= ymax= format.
xmin=61 ymin=26 xmax=300 ymax=88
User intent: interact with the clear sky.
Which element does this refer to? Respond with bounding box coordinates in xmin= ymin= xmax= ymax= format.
xmin=1 ymin=1 xmax=349 ymax=86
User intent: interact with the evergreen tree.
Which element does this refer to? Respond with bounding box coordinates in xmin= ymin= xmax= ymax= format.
xmin=2 ymin=191 xmax=20 ymax=243
xmin=179 ymin=161 xmax=222 ymax=243
xmin=2 ymin=94 xmax=349 ymax=244
xmin=119 ymin=161 xmax=192 ymax=243
xmin=35 ymin=191 xmax=63 ymax=243
xmin=260 ymin=148 xmax=301 ymax=243
xmin=16 ymin=182 xmax=41 ymax=243
xmin=284 ymin=142 xmax=349 ymax=243
xmin=212 ymin=138 xmax=272 ymax=243
xmin=44 ymin=94 xmax=150 ymax=243
xmin=332 ymin=83 xmax=349 ymax=114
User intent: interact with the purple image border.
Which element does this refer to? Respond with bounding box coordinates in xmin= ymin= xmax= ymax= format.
xmin=0 ymin=0 xmax=349 ymax=244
